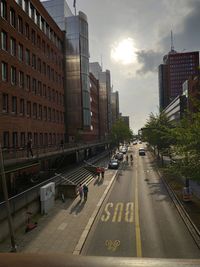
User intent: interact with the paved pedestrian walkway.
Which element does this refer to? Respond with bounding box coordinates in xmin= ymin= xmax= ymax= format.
xmin=0 ymin=169 xmax=117 ymax=254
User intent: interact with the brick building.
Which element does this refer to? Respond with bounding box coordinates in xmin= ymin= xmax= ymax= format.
xmin=0 ymin=0 xmax=65 ymax=149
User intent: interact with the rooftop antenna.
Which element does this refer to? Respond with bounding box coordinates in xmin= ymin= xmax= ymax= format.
xmin=171 ymin=30 xmax=174 ymax=51
xmin=73 ymin=0 xmax=77 ymax=16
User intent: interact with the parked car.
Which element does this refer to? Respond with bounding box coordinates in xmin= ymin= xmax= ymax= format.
xmin=139 ymin=148 xmax=145 ymax=156
xmin=133 ymin=141 xmax=137 ymax=145
xmin=115 ymin=152 xmax=124 ymax=160
xmin=108 ymin=159 xmax=119 ymax=169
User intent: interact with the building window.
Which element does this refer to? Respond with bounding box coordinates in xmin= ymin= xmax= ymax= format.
xmin=48 ymin=87 xmax=51 ymax=101
xmin=49 ymin=133 xmax=52 ymax=145
xmin=52 ymin=109 xmax=55 ymax=122
xmin=30 ymin=3 xmax=35 ymax=21
xmin=37 ymin=58 xmax=41 ymax=72
xmin=43 ymin=84 xmax=47 ymax=97
xmin=31 ymin=29 xmax=36 ymax=44
xmin=48 ymin=107 xmax=51 ymax=121
xmin=44 ymin=133 xmax=48 ymax=145
xmin=36 ymin=11 xmax=40 ymax=27
xmin=2 ymin=93 xmax=8 ymax=112
xmin=24 ymin=76 xmax=30 ymax=92
xmin=34 ymin=133 xmax=38 ymax=146
xmin=38 ymin=81 xmax=42 ymax=95
xmin=12 ymin=96 xmax=17 ymax=114
xmin=42 ymin=40 xmax=45 ymax=53
xmin=20 ymin=132 xmax=25 ymax=147
xmin=24 ymin=0 xmax=29 ymax=14
xmin=3 ymin=132 xmax=9 ymax=148
xmin=39 ymin=104 xmax=42 ymax=119
xmin=11 ymin=66 xmax=16 ymax=85
xmin=43 ymin=62 xmax=46 ymax=75
xmin=39 ymin=133 xmax=43 ymax=146
xmin=32 ymin=54 xmax=36 ymax=69
xmin=20 ymin=98 xmax=25 ymax=115
xmin=25 ymin=23 xmax=29 ymax=38
xmin=32 ymin=78 xmax=37 ymax=94
xmin=10 ymin=37 xmax=16 ymax=56
xmin=37 ymin=35 xmax=41 ymax=48
xmin=19 ymin=71 xmax=24 ymax=88
xmin=27 ymin=101 xmax=31 ymax=117
xmin=10 ymin=8 xmax=16 ymax=27
xmin=18 ymin=16 xmax=23 ymax=34
xmin=18 ymin=43 xmax=23 ymax=61
xmin=1 ymin=31 xmax=7 ymax=50
xmin=12 ymin=132 xmax=18 ymax=148
xmin=33 ymin=103 xmax=37 ymax=118
xmin=44 ymin=106 xmax=47 ymax=121
xmin=1 ymin=0 xmax=7 ymax=19
xmin=2 ymin=62 xmax=7 ymax=81
xmin=25 ymin=49 xmax=30 ymax=65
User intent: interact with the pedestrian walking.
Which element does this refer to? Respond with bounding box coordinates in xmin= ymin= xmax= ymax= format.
xmin=83 ymin=184 xmax=88 ymax=201
xmin=96 ymin=167 xmax=101 ymax=179
xmin=27 ymin=139 xmax=33 ymax=157
xmin=78 ymin=183 xmax=83 ymax=201
xmin=101 ymin=167 xmax=105 ymax=179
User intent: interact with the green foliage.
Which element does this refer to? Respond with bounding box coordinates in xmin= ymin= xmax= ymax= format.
xmin=110 ymin=119 xmax=133 ymax=146
xmin=142 ymin=112 xmax=174 ymax=154
xmin=170 ymin=110 xmax=200 ymax=181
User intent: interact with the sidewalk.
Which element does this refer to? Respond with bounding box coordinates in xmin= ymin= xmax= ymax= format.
xmin=0 ymin=169 xmax=117 ymax=253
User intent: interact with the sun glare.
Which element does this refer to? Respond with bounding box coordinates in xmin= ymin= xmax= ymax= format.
xmin=111 ymin=38 xmax=138 ymax=65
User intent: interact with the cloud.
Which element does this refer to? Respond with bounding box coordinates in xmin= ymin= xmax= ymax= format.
xmin=135 ymin=0 xmax=200 ymax=75
xmin=136 ymin=50 xmax=163 ymax=75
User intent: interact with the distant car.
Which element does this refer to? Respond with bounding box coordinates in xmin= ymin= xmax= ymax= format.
xmin=133 ymin=141 xmax=137 ymax=145
xmin=139 ymin=141 xmax=142 ymax=144
xmin=115 ymin=152 xmax=123 ymax=160
xmin=139 ymin=148 xmax=145 ymax=156
xmin=108 ymin=159 xmax=119 ymax=169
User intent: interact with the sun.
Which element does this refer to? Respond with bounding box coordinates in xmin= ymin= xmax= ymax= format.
xmin=111 ymin=38 xmax=138 ymax=65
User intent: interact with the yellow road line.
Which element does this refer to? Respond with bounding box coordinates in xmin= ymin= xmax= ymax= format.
xmin=135 ymin=164 xmax=142 ymax=257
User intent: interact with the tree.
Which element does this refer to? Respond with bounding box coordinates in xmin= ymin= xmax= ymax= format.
xmin=110 ymin=119 xmax=133 ymax=147
xmin=170 ymin=110 xmax=200 ymax=185
xmin=142 ymin=112 xmax=174 ymax=160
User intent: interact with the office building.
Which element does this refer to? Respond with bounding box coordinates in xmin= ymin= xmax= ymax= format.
xmin=0 ymin=0 xmax=65 ymax=149
xmin=90 ymin=62 xmax=112 ymax=140
xmin=159 ymin=49 xmax=199 ymax=110
xmin=43 ymin=0 xmax=91 ymax=142
xmin=111 ymin=91 xmax=119 ymax=124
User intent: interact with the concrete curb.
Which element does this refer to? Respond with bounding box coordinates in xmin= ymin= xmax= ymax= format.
xmin=73 ymin=170 xmax=118 ymax=255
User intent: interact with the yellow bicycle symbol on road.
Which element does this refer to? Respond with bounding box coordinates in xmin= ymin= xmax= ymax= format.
xmin=105 ymin=240 xmax=120 ymax=252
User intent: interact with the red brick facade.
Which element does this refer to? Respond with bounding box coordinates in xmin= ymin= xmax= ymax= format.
xmin=0 ymin=0 xmax=65 ymax=149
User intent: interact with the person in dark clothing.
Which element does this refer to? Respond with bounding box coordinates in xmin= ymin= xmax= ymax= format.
xmin=27 ymin=139 xmax=33 ymax=157
xmin=83 ymin=184 xmax=88 ymax=201
xmin=101 ymin=167 xmax=105 ymax=179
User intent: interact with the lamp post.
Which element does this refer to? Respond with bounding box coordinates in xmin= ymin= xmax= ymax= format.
xmin=0 ymin=144 xmax=16 ymax=252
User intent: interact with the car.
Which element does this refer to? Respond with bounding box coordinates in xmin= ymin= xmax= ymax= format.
xmin=133 ymin=141 xmax=137 ymax=145
xmin=138 ymin=141 xmax=142 ymax=144
xmin=115 ymin=152 xmax=123 ymax=160
xmin=139 ymin=148 xmax=145 ymax=156
xmin=108 ymin=159 xmax=119 ymax=169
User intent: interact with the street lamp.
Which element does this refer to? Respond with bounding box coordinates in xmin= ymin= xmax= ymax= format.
xmin=0 ymin=144 xmax=16 ymax=252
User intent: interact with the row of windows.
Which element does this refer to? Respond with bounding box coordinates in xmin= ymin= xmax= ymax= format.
xmin=1 ymin=62 xmax=64 ymax=104
xmin=2 ymin=131 xmax=64 ymax=148
xmin=1 ymin=0 xmax=63 ymax=51
xmin=2 ymin=93 xmax=65 ymax=123
xmin=1 ymin=31 xmax=63 ymax=81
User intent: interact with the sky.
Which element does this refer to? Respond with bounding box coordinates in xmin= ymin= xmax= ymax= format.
xmin=66 ymin=0 xmax=200 ymax=133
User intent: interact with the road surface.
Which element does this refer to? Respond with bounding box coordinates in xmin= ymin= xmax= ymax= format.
xmin=81 ymin=144 xmax=200 ymax=258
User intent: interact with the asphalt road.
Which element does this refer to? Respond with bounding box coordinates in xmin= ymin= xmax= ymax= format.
xmin=81 ymin=144 xmax=200 ymax=258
